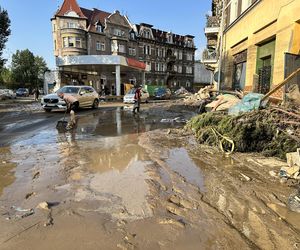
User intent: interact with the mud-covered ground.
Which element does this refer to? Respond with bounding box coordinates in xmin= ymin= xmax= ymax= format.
xmin=0 ymin=100 xmax=299 ymax=250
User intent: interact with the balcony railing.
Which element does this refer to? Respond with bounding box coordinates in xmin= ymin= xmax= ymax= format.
xmin=205 ymin=15 xmax=220 ymax=34
xmin=202 ymin=49 xmax=218 ymax=63
xmin=206 ymin=15 xmax=220 ymax=28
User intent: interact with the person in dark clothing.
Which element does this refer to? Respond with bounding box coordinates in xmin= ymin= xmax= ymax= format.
xmin=133 ymin=86 xmax=141 ymax=114
xmin=34 ymin=88 xmax=40 ymax=101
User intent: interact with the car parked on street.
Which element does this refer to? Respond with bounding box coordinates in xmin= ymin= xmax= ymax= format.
xmin=123 ymin=88 xmax=149 ymax=104
xmin=41 ymin=85 xmax=99 ymax=112
xmin=3 ymin=89 xmax=16 ymax=99
xmin=154 ymin=87 xmax=172 ymax=100
xmin=16 ymin=88 xmax=29 ymax=97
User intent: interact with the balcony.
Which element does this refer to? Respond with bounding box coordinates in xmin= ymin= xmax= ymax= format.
xmin=60 ymin=28 xmax=86 ymax=36
xmin=204 ymin=15 xmax=220 ymax=34
xmin=202 ymin=49 xmax=218 ymax=64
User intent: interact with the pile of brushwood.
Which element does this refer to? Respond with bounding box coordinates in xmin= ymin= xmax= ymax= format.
xmin=185 ymin=106 xmax=300 ymax=159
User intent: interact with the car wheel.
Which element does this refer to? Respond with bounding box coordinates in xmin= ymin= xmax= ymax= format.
xmin=92 ymin=99 xmax=99 ymax=109
xmin=44 ymin=108 xmax=51 ymax=112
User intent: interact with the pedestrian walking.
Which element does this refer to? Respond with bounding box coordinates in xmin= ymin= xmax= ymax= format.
xmin=133 ymin=86 xmax=141 ymax=114
xmin=34 ymin=87 xmax=40 ymax=101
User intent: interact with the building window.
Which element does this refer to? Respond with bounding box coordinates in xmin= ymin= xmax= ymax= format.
xmin=230 ymin=0 xmax=238 ymax=23
xmin=174 ymin=65 xmax=178 ymax=72
xmin=64 ymin=37 xmax=75 ymax=47
xmin=114 ymin=28 xmax=122 ymax=36
xmin=174 ymin=50 xmax=178 ymax=59
xmin=96 ymin=41 xmax=105 ymax=51
xmin=187 ymin=40 xmax=193 ymax=48
xmin=130 ymin=32 xmax=135 ymax=40
xmin=146 ymin=61 xmax=151 ymax=68
xmin=162 ymin=48 xmax=166 ymax=57
xmin=186 ymin=53 xmax=193 ymax=61
xmin=167 ymin=34 xmax=173 ymax=43
xmin=76 ymin=38 xmax=81 ymax=48
xmin=144 ymin=45 xmax=151 ymax=55
xmin=178 ymin=65 xmax=182 ymax=73
xmin=119 ymin=44 xmax=125 ymax=53
xmin=53 ymin=24 xmax=56 ymax=31
xmin=129 ymin=48 xmax=136 ymax=56
xmin=96 ymin=25 xmax=103 ymax=32
xmin=54 ymin=40 xmax=57 ymax=50
xmin=67 ymin=22 xmax=77 ymax=28
xmin=155 ymin=63 xmax=159 ymax=72
xmin=63 ymin=37 xmax=68 ymax=47
xmin=242 ymin=0 xmax=252 ymax=12
xmin=178 ymin=51 xmax=183 ymax=60
xmin=144 ymin=30 xmax=151 ymax=39
xmin=186 ymin=66 xmax=193 ymax=74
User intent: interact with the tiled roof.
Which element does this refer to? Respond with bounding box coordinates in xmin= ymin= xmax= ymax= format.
xmin=55 ymin=0 xmax=87 ymax=18
xmin=81 ymin=7 xmax=111 ymax=32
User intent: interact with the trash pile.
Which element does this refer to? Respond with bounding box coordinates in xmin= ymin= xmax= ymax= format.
xmin=175 ymin=87 xmax=191 ymax=96
xmin=185 ymin=106 xmax=300 ymax=159
xmin=183 ymin=86 xmax=213 ymax=105
xmin=278 ymin=149 xmax=300 ymax=184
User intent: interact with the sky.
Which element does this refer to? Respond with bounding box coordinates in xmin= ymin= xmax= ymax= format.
xmin=1 ymin=0 xmax=211 ymax=69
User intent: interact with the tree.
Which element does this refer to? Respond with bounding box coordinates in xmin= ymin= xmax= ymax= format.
xmin=11 ymin=49 xmax=48 ymax=88
xmin=0 ymin=67 xmax=14 ymax=88
xmin=0 ymin=7 xmax=11 ymax=70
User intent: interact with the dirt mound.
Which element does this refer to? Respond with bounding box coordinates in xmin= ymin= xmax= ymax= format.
xmin=186 ymin=108 xmax=300 ymax=159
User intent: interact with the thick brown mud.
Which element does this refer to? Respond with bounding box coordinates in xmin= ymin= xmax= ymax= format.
xmin=0 ymin=102 xmax=299 ymax=249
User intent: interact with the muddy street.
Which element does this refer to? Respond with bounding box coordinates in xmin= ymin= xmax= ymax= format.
xmin=0 ymin=101 xmax=299 ymax=250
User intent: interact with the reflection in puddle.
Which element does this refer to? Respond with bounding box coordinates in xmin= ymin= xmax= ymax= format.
xmin=267 ymin=203 xmax=300 ymax=231
xmin=0 ymin=147 xmax=16 ymax=196
xmin=166 ymin=148 xmax=205 ymax=191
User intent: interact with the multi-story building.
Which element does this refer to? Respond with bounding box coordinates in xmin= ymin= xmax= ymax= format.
xmin=213 ymin=0 xmax=300 ymax=99
xmin=51 ymin=0 xmax=196 ymax=95
xmin=202 ymin=0 xmax=222 ymax=72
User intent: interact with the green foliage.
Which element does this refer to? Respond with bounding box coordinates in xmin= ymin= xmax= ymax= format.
xmin=186 ymin=111 xmax=300 ymax=160
xmin=11 ymin=49 xmax=48 ymax=88
xmin=0 ymin=6 xmax=11 ymax=70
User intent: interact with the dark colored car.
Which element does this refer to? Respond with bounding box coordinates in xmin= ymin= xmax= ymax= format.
xmin=154 ymin=87 xmax=172 ymax=99
xmin=16 ymin=88 xmax=29 ymax=97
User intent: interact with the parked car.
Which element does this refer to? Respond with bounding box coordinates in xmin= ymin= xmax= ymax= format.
xmin=123 ymin=88 xmax=149 ymax=104
xmin=0 ymin=89 xmax=6 ymax=100
xmin=154 ymin=87 xmax=172 ymax=99
xmin=3 ymin=89 xmax=16 ymax=99
xmin=41 ymin=85 xmax=99 ymax=112
xmin=16 ymin=88 xmax=29 ymax=97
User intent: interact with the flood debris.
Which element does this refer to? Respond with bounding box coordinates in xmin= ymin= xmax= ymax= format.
xmin=8 ymin=206 xmax=35 ymax=220
xmin=32 ymin=171 xmax=40 ymax=180
xmin=186 ymin=107 xmax=300 ymax=159
xmin=287 ymin=190 xmax=300 ymax=213
xmin=160 ymin=117 xmax=187 ymax=124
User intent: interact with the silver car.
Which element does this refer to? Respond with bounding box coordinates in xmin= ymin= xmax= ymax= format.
xmin=123 ymin=88 xmax=149 ymax=104
xmin=41 ymin=85 xmax=99 ymax=112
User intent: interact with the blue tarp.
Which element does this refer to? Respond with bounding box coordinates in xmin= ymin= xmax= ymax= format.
xmin=228 ymin=93 xmax=265 ymax=115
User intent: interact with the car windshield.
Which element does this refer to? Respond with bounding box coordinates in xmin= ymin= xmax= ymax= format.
xmin=127 ymin=88 xmax=136 ymax=94
xmin=18 ymin=88 xmax=26 ymax=91
xmin=57 ymin=86 xmax=79 ymax=94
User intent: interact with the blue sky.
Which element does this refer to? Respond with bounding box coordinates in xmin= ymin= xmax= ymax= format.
xmin=1 ymin=0 xmax=211 ymax=69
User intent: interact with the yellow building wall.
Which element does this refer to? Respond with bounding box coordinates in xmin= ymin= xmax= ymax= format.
xmin=223 ymin=0 xmax=300 ymax=93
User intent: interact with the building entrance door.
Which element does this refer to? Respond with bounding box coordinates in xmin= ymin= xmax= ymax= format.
xmin=258 ymin=56 xmax=272 ymax=94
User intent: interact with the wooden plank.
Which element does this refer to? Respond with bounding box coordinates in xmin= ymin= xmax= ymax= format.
xmin=262 ymin=67 xmax=300 ymax=101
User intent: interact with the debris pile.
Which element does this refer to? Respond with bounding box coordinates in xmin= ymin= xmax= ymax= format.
xmin=186 ymin=106 xmax=300 ymax=159
xmin=183 ymin=86 xmax=213 ymax=105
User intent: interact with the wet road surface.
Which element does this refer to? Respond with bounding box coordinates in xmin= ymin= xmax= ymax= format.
xmin=0 ymin=102 xmax=299 ymax=249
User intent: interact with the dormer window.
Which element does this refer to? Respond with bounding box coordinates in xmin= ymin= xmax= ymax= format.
xmin=130 ymin=32 xmax=135 ymax=40
xmin=144 ymin=30 xmax=151 ymax=39
xmin=187 ymin=40 xmax=193 ymax=48
xmin=167 ymin=34 xmax=173 ymax=43
xmin=96 ymin=25 xmax=103 ymax=33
